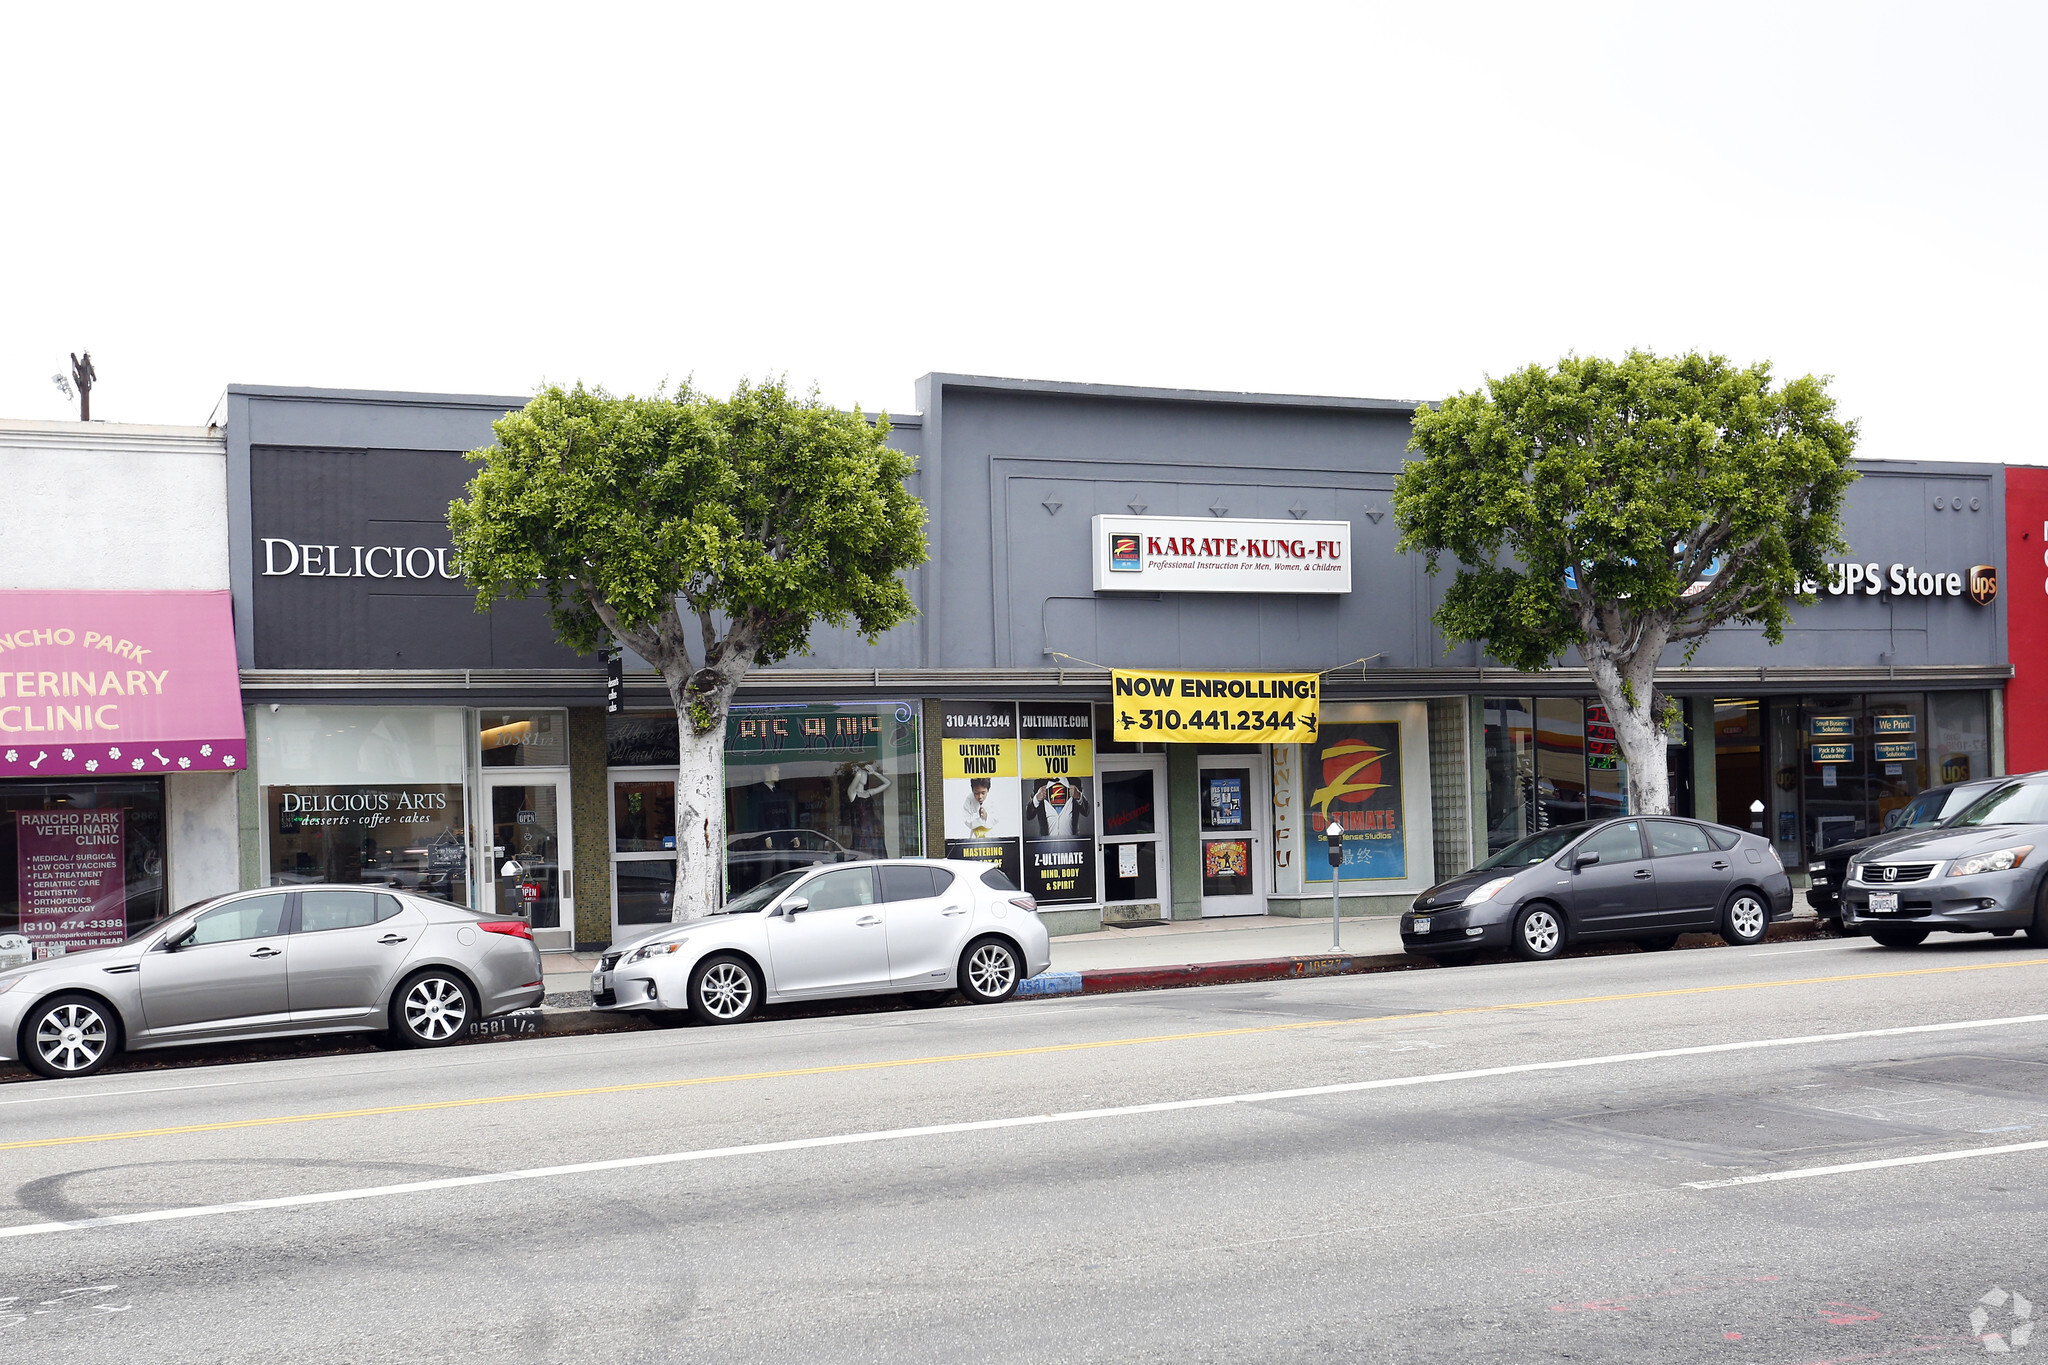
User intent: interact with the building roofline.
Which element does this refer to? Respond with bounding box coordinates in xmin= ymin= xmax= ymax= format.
xmin=918 ymin=371 xmax=1425 ymax=414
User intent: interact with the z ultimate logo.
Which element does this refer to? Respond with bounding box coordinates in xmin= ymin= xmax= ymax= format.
xmin=1109 ymin=532 xmax=1142 ymax=573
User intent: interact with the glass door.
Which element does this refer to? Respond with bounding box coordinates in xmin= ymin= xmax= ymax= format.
xmin=609 ymin=773 xmax=679 ymax=936
xmin=483 ymin=773 xmax=573 ymax=952
xmin=1098 ymin=757 xmax=1169 ymax=912
xmin=1197 ymin=757 xmax=1267 ymax=917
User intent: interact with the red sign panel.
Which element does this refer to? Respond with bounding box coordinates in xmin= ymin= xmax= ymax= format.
xmin=16 ymin=809 xmax=127 ymax=957
xmin=2008 ymin=470 xmax=2048 ymax=773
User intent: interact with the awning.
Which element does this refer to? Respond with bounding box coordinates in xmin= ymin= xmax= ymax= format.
xmin=0 ymin=591 xmax=246 ymax=779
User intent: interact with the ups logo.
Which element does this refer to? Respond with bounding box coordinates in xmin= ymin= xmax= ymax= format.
xmin=1968 ymin=564 xmax=1998 ymax=606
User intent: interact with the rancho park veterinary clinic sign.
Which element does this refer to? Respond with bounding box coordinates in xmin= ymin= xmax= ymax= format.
xmin=0 ymin=591 xmax=247 ymax=779
xmin=1092 ymin=515 xmax=1352 ymax=594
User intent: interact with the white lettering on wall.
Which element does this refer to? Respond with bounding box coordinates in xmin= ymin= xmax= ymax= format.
xmin=259 ymin=539 xmax=463 ymax=581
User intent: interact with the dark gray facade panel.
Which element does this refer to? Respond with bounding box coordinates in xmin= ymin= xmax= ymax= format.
xmin=249 ymin=446 xmax=582 ymax=670
xmin=228 ymin=378 xmax=2009 ymax=685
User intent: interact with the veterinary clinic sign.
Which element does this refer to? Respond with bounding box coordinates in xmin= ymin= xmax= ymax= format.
xmin=1092 ymin=515 xmax=1352 ymax=593
xmin=1110 ymin=669 xmax=1321 ymax=744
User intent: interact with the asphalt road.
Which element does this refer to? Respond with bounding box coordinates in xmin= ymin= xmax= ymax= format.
xmin=5 ymin=934 xmax=2048 ymax=1363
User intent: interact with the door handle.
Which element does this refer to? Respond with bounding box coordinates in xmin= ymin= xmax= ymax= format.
xmin=249 ymin=946 xmax=281 ymax=958
xmin=856 ymin=915 xmax=882 ymax=927
xmin=942 ymin=906 xmax=966 ymax=917
xmin=1711 ymin=861 xmax=1729 ymax=870
xmin=379 ymin=934 xmax=410 ymax=945
xmin=1632 ymin=869 xmax=1654 ymax=880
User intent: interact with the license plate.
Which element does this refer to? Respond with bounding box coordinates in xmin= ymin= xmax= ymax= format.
xmin=1413 ymin=916 xmax=1432 ymax=935
xmin=1868 ymin=892 xmax=1899 ymax=913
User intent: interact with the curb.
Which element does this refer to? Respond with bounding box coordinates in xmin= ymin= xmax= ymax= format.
xmin=1021 ymin=917 xmax=1841 ymax=999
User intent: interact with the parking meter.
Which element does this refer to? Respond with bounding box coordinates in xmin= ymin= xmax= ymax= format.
xmin=1326 ymin=821 xmax=1344 ymax=948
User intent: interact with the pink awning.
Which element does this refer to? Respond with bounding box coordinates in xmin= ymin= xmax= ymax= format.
xmin=0 ymin=591 xmax=245 ymax=779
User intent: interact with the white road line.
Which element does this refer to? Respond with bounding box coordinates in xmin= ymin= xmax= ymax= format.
xmin=6 ymin=1010 xmax=2048 ymax=1240
xmin=0 ymin=1079 xmax=250 ymax=1107
xmin=1686 ymin=1139 xmax=2048 ymax=1189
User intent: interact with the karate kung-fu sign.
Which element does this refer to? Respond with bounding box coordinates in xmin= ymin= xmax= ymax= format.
xmin=1110 ymin=669 xmax=1320 ymax=744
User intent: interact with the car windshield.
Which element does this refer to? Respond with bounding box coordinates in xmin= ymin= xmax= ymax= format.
xmin=1887 ymin=789 xmax=1956 ymax=829
xmin=1951 ymin=782 xmax=2048 ymax=827
xmin=717 ymin=867 xmax=808 ymax=916
xmin=1475 ymin=825 xmax=1587 ymax=870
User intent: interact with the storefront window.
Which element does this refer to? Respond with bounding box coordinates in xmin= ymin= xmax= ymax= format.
xmin=0 ymin=778 xmax=166 ymax=965
xmin=1483 ymin=698 xmax=1535 ymax=854
xmin=1932 ymin=692 xmax=1991 ymax=786
xmin=254 ymin=706 xmax=472 ymax=903
xmin=723 ymin=701 xmax=922 ymax=895
xmin=1534 ymin=698 xmax=1588 ymax=829
xmin=479 ymin=709 xmax=569 ymax=768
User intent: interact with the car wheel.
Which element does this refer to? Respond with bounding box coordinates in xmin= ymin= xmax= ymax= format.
xmin=391 ymin=970 xmax=476 ymax=1048
xmin=1869 ymin=925 xmax=1930 ymax=948
xmin=688 ymin=954 xmax=762 ymax=1025
xmin=21 ymin=993 xmax=119 ymax=1079
xmin=1511 ymin=905 xmax=1564 ymax=961
xmin=1634 ymin=936 xmax=1679 ymax=953
xmin=2029 ymin=885 xmax=2048 ymax=946
xmin=959 ymin=938 xmax=1022 ymax=1004
xmin=1720 ymin=890 xmax=1769 ymax=946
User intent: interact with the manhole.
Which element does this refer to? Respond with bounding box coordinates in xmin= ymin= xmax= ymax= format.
xmin=1862 ymin=1054 xmax=2048 ymax=1099
xmin=1556 ymin=1097 xmax=1939 ymax=1158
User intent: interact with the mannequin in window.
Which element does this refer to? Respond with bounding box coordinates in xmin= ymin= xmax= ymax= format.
xmin=846 ymin=761 xmax=890 ymax=855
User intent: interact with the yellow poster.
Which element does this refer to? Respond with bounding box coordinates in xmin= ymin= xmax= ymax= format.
xmin=1109 ymin=670 xmax=1320 ymax=744
xmin=940 ymin=735 xmax=1017 ymax=779
xmin=1019 ymin=736 xmax=1094 ymax=780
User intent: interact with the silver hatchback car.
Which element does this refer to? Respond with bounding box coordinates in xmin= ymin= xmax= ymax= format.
xmin=0 ymin=885 xmax=546 ymax=1079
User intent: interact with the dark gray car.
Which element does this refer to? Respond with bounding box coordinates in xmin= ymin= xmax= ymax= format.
xmin=0 ymin=885 xmax=546 ymax=1079
xmin=1402 ymin=817 xmax=1795 ymax=962
xmin=1805 ymin=777 xmax=2006 ymax=924
xmin=1837 ymin=775 xmax=2048 ymax=948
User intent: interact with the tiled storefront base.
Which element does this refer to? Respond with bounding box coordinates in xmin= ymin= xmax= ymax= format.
xmin=1266 ymin=892 xmax=1414 ymax=918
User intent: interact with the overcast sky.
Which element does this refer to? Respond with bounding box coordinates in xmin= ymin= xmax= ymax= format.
xmin=2 ymin=3 xmax=2040 ymax=462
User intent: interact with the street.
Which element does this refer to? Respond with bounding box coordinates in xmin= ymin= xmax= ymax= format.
xmin=4 ymin=936 xmax=2047 ymax=1363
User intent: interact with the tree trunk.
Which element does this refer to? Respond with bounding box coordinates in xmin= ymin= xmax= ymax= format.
xmin=668 ymin=709 xmax=729 ymax=921
xmin=1583 ymin=653 xmax=1672 ymax=817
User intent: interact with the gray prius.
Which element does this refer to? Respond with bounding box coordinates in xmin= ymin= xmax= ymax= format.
xmin=0 ymin=885 xmax=546 ymax=1079
xmin=1401 ymin=817 xmax=1795 ymax=962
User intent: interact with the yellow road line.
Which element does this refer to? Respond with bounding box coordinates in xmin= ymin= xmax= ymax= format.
xmin=8 ymin=955 xmax=2047 ymax=1153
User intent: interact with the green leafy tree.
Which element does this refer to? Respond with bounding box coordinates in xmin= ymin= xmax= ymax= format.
xmin=449 ymin=378 xmax=927 ymax=920
xmin=1394 ymin=351 xmax=1857 ymax=817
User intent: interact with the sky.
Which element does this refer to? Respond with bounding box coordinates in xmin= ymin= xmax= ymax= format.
xmin=1 ymin=2 xmax=2041 ymax=463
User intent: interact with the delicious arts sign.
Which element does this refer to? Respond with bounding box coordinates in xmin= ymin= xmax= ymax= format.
xmin=0 ymin=591 xmax=246 ymax=779
xmin=16 ymin=809 xmax=128 ymax=956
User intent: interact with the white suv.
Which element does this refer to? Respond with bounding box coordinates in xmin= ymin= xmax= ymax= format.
xmin=591 ymin=858 xmax=1053 ymax=1025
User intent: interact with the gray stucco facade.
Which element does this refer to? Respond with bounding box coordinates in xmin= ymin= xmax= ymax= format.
xmin=218 ymin=376 xmax=2013 ymax=944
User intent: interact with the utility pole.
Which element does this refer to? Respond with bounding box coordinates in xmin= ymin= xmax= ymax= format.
xmin=70 ymin=351 xmax=96 ymax=421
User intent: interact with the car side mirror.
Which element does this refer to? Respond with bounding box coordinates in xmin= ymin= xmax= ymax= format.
xmin=1571 ymin=851 xmax=1601 ymax=870
xmin=781 ymin=897 xmax=810 ymax=918
xmin=162 ymin=925 xmax=195 ymax=951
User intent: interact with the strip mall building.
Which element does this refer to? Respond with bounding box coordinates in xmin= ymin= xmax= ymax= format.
xmin=0 ymin=377 xmax=2039 ymax=957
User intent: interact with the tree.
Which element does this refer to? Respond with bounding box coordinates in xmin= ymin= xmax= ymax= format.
xmin=1393 ymin=351 xmax=1857 ymax=817
xmin=449 ymin=379 xmax=927 ymax=919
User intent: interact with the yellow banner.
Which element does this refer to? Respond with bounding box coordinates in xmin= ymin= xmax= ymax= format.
xmin=941 ymin=736 xmax=1017 ymax=779
xmin=1019 ymin=737 xmax=1094 ymax=780
xmin=1109 ymin=670 xmax=1320 ymax=744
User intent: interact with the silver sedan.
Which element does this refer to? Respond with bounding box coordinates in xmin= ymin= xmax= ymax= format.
xmin=0 ymin=885 xmax=546 ymax=1079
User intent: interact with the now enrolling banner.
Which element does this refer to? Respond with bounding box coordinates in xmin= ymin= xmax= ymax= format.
xmin=1109 ymin=670 xmax=1321 ymax=744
